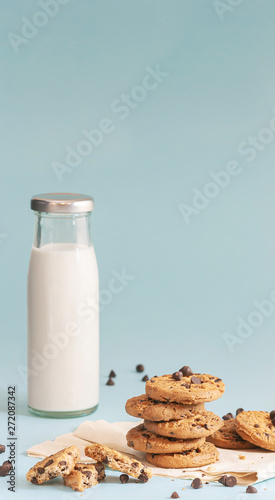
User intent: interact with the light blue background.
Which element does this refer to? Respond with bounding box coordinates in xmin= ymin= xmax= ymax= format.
xmin=1 ymin=0 xmax=275 ymax=498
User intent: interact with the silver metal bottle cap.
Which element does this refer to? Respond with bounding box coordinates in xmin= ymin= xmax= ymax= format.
xmin=30 ymin=193 xmax=94 ymax=213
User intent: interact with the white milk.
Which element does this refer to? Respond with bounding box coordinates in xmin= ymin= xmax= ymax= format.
xmin=27 ymin=243 xmax=99 ymax=413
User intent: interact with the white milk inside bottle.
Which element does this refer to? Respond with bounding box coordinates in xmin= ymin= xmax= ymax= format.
xmin=27 ymin=194 xmax=99 ymax=418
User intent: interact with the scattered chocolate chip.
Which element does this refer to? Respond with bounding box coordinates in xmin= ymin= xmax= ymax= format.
xmin=179 ymin=366 xmax=193 ymax=377
xmin=270 ymin=410 xmax=275 ymax=420
xmin=142 ymin=375 xmax=149 ymax=382
xmin=272 ymin=417 xmax=275 ymax=427
xmin=0 ymin=446 xmax=5 ymax=454
xmin=215 ymin=378 xmax=222 ymax=382
xmin=31 ymin=477 xmax=38 ymax=484
xmin=191 ymin=376 xmax=202 ymax=385
xmin=136 ymin=364 xmax=144 ymax=373
xmin=109 ymin=370 xmax=116 ymax=378
xmin=102 ymin=457 xmax=109 ymax=465
xmin=59 ymin=461 xmax=66 ymax=466
xmin=246 ymin=485 xmax=258 ymax=494
xmin=264 ymin=433 xmax=270 ymax=439
xmin=128 ymin=440 xmax=134 ymax=447
xmin=225 ymin=475 xmax=237 ymax=487
xmin=218 ymin=475 xmax=228 ymax=485
xmin=120 ymin=473 xmax=129 ymax=484
xmin=205 ymin=481 xmax=209 ymax=484
xmin=191 ymin=478 xmax=203 ymax=489
xmin=171 ymin=492 xmax=179 ymax=498
xmin=204 ymin=424 xmax=210 ymax=430
xmin=254 ymin=424 xmax=259 ymax=428
xmin=223 ymin=413 xmax=234 ymax=421
xmin=44 ymin=460 xmax=54 ymax=468
xmin=236 ymin=408 xmax=244 ymax=416
xmin=84 ymin=470 xmax=92 ymax=478
xmin=172 ymin=371 xmax=183 ymax=381
xmin=106 ymin=378 xmax=115 ymax=386
xmin=37 ymin=467 xmax=45 ymax=474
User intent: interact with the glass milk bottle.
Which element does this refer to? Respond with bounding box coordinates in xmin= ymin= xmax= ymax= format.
xmin=27 ymin=193 xmax=99 ymax=417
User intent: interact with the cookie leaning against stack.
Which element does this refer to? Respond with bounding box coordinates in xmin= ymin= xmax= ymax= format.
xmin=125 ymin=365 xmax=224 ymax=468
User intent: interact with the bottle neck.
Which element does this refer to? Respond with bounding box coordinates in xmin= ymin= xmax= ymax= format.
xmin=32 ymin=212 xmax=92 ymax=248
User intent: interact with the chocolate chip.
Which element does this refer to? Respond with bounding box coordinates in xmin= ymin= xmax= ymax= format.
xmin=270 ymin=410 xmax=275 ymax=420
xmin=120 ymin=474 xmax=129 ymax=483
xmin=179 ymin=366 xmax=193 ymax=377
xmin=254 ymin=424 xmax=259 ymax=428
xmin=246 ymin=485 xmax=258 ymax=493
xmin=59 ymin=461 xmax=66 ymax=466
xmin=191 ymin=376 xmax=202 ymax=385
xmin=31 ymin=477 xmax=38 ymax=484
xmin=171 ymin=492 xmax=179 ymax=498
xmin=106 ymin=378 xmax=115 ymax=385
xmin=0 ymin=445 xmax=5 ymax=454
xmin=138 ymin=470 xmax=149 ymax=482
xmin=172 ymin=371 xmax=183 ymax=381
xmin=136 ymin=364 xmax=144 ymax=373
xmin=94 ymin=462 xmax=105 ymax=473
xmin=37 ymin=467 xmax=45 ymax=474
xmin=264 ymin=433 xmax=270 ymax=439
xmin=272 ymin=417 xmax=275 ymax=427
xmin=0 ymin=461 xmax=12 ymax=477
xmin=236 ymin=408 xmax=244 ymax=416
xmin=222 ymin=413 xmax=234 ymax=421
xmin=84 ymin=470 xmax=92 ymax=479
xmin=142 ymin=375 xmax=149 ymax=382
xmin=204 ymin=424 xmax=210 ymax=430
xmin=109 ymin=370 xmax=116 ymax=378
xmin=225 ymin=475 xmax=237 ymax=487
xmin=128 ymin=440 xmax=134 ymax=448
xmin=102 ymin=457 xmax=109 ymax=465
xmin=181 ymin=383 xmax=191 ymax=389
xmin=2 ymin=461 xmax=11 ymax=469
xmin=191 ymin=478 xmax=203 ymax=489
xmin=44 ymin=459 xmax=54 ymax=468
xmin=215 ymin=378 xmax=222 ymax=382
xmin=218 ymin=475 xmax=228 ymax=485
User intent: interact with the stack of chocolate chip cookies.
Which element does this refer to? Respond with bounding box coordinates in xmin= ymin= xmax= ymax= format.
xmin=125 ymin=366 xmax=225 ymax=468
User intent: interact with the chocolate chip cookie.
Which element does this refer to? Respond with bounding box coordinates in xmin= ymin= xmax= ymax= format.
xmin=127 ymin=424 xmax=205 ymax=453
xmin=235 ymin=411 xmax=275 ymax=451
xmin=64 ymin=462 xmax=105 ymax=492
xmin=26 ymin=446 xmax=80 ymax=485
xmin=146 ymin=442 xmax=219 ymax=469
xmin=207 ymin=419 xmax=257 ymax=449
xmin=146 ymin=374 xmax=224 ymax=404
xmin=144 ymin=410 xmax=223 ymax=439
xmin=125 ymin=394 xmax=205 ymax=421
xmin=85 ymin=443 xmax=152 ymax=482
